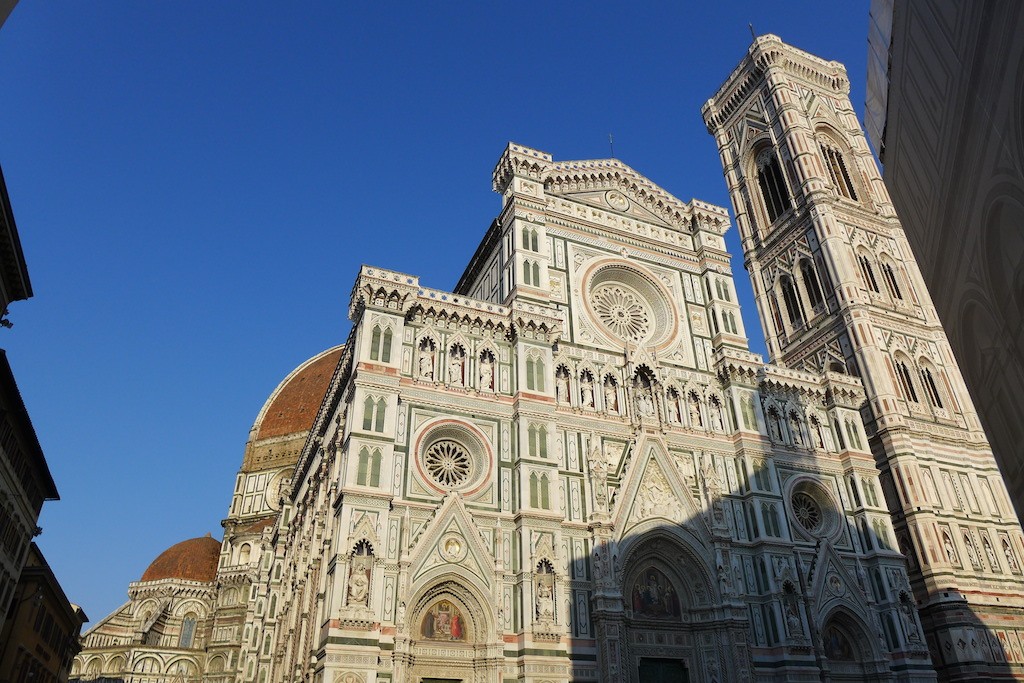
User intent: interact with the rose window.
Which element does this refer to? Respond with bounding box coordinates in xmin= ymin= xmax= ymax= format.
xmin=424 ymin=440 xmax=471 ymax=487
xmin=592 ymin=284 xmax=651 ymax=341
xmin=792 ymin=491 xmax=822 ymax=531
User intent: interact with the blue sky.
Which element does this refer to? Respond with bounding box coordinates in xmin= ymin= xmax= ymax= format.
xmin=0 ymin=2 xmax=869 ymax=622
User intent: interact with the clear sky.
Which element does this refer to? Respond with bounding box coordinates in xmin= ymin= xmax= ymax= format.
xmin=0 ymin=1 xmax=869 ymax=623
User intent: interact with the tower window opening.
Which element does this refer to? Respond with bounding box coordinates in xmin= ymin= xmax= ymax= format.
xmin=881 ymin=262 xmax=903 ymax=300
xmin=920 ymin=366 xmax=944 ymax=409
xmin=858 ymin=254 xmax=881 ymax=293
xmin=755 ymin=149 xmax=791 ymax=223
xmin=895 ymin=359 xmax=919 ymax=403
xmin=800 ymin=259 xmax=824 ymax=309
xmin=780 ymin=276 xmax=803 ymax=327
xmin=820 ymin=143 xmax=858 ymax=200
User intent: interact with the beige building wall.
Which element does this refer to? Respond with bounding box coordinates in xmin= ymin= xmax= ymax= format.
xmin=866 ymin=0 xmax=1024 ymax=522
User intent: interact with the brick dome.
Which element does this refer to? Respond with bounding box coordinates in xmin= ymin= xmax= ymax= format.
xmin=252 ymin=346 xmax=343 ymax=441
xmin=140 ymin=535 xmax=221 ymax=583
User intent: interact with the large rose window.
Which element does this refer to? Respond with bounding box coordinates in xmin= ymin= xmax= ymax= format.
xmin=424 ymin=440 xmax=471 ymax=488
xmin=583 ymin=261 xmax=677 ymax=346
xmin=591 ymin=284 xmax=651 ymax=342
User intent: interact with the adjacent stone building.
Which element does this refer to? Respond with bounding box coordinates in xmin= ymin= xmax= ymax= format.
xmin=71 ymin=36 xmax=1024 ymax=682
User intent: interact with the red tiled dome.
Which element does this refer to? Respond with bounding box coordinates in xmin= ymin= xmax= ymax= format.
xmin=140 ymin=535 xmax=221 ymax=583
xmin=253 ymin=347 xmax=343 ymax=441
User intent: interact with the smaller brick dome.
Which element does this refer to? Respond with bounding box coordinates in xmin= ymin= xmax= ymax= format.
xmin=140 ymin=534 xmax=221 ymax=583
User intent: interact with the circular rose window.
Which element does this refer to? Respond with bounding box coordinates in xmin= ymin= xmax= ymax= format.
xmin=592 ymin=284 xmax=651 ymax=341
xmin=792 ymin=491 xmax=822 ymax=532
xmin=424 ymin=440 xmax=471 ymax=488
xmin=582 ymin=261 xmax=677 ymax=347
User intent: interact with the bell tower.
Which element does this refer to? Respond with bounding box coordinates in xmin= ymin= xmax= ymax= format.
xmin=704 ymin=35 xmax=1024 ymax=679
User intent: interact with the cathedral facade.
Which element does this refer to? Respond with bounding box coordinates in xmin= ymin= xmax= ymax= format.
xmin=71 ymin=36 xmax=1024 ymax=683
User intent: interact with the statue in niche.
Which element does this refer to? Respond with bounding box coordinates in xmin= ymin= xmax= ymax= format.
xmin=689 ymin=394 xmax=702 ymax=427
xmin=418 ymin=341 xmax=434 ymax=380
xmin=636 ymin=387 xmax=655 ymax=417
xmin=536 ymin=580 xmax=554 ymax=620
xmin=899 ymin=593 xmax=921 ymax=642
xmin=943 ymin=533 xmax=958 ymax=564
xmin=581 ymin=374 xmax=595 ymax=408
xmin=347 ymin=541 xmax=372 ymax=608
xmin=479 ymin=353 xmax=493 ymax=390
xmin=667 ymin=389 xmax=682 ymax=423
xmin=448 ymin=348 xmax=464 ymax=385
xmin=702 ymin=462 xmax=725 ymax=524
xmin=1004 ymin=540 xmax=1021 ymax=573
xmin=964 ymin=534 xmax=980 ymax=568
xmin=604 ymin=378 xmax=618 ymax=412
xmin=985 ymin=537 xmax=1001 ymax=570
xmin=789 ymin=413 xmax=803 ymax=446
xmin=768 ymin=409 xmax=783 ymax=441
xmin=785 ymin=601 xmax=804 ymax=638
xmin=555 ymin=370 xmax=569 ymax=404
xmin=589 ymin=446 xmax=608 ymax=511
xmin=710 ymin=398 xmax=724 ymax=431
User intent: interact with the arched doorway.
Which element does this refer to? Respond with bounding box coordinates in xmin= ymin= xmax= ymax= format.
xmin=820 ymin=609 xmax=890 ymax=682
xmin=609 ymin=530 xmax=740 ymax=683
xmin=404 ymin=579 xmax=499 ymax=683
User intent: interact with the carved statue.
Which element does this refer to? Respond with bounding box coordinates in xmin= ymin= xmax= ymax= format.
xmin=604 ymin=381 xmax=617 ymax=412
xmin=943 ymin=535 xmax=958 ymax=564
xmin=789 ymin=414 xmax=803 ymax=445
xmin=636 ymin=388 xmax=655 ymax=417
xmin=712 ymin=402 xmax=724 ymax=431
xmin=396 ymin=601 xmax=407 ymax=625
xmin=689 ymin=396 xmax=702 ymax=427
xmin=1005 ymin=540 xmax=1021 ymax=573
xmin=419 ymin=350 xmax=434 ymax=380
xmin=964 ymin=535 xmax=980 ymax=568
xmin=786 ymin=601 xmax=804 ymax=638
xmin=900 ymin=596 xmax=921 ymax=642
xmin=581 ymin=377 xmax=595 ymax=408
xmin=448 ymin=351 xmax=464 ymax=385
xmin=556 ymin=372 xmax=569 ymax=404
xmin=536 ymin=581 xmax=554 ymax=620
xmin=985 ymin=538 xmax=1000 ymax=571
xmin=479 ymin=355 xmax=493 ymax=390
xmin=347 ymin=566 xmax=369 ymax=607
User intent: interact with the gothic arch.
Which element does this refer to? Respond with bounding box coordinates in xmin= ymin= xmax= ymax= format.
xmin=818 ymin=607 xmax=889 ymax=679
xmin=617 ymin=526 xmax=717 ymax=609
xmin=406 ymin=577 xmax=494 ymax=643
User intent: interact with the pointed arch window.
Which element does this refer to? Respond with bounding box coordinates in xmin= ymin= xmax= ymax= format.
xmin=919 ymin=364 xmax=944 ymax=409
xmin=894 ymin=358 xmax=919 ymax=403
xmin=529 ymin=472 xmax=551 ymax=509
xmin=799 ymin=259 xmax=824 ymax=309
xmin=525 ymin=354 xmax=546 ymax=392
xmin=356 ymin=446 xmax=383 ymax=487
xmin=369 ymin=325 xmax=393 ymax=363
xmin=179 ymin=613 xmax=197 ymax=648
xmin=820 ymin=142 xmax=858 ymax=200
xmin=881 ymin=261 xmax=904 ymax=300
xmin=522 ymin=227 xmax=539 ymax=252
xmin=858 ymin=254 xmax=881 ymax=293
xmin=755 ymin=148 xmax=791 ymax=223
xmin=780 ymin=275 xmax=803 ymax=326
xmin=362 ymin=396 xmax=386 ymax=432
xmin=528 ymin=424 xmax=548 ymax=458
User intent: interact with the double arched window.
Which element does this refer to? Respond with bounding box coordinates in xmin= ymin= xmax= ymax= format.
xmin=919 ymin=362 xmax=945 ymax=409
xmin=356 ymin=446 xmax=383 ymax=487
xmin=879 ymin=256 xmax=904 ymax=301
xmin=529 ymin=472 xmax=551 ymax=509
xmin=799 ymin=258 xmax=824 ymax=309
xmin=780 ymin=275 xmax=803 ymax=327
xmin=894 ymin=356 xmax=919 ymax=403
xmin=857 ymin=252 xmax=881 ymax=294
xmin=819 ymin=139 xmax=858 ymax=200
xmin=522 ymin=259 xmax=541 ymax=287
xmin=522 ymin=227 xmax=539 ymax=251
xmin=369 ymin=324 xmax=393 ymax=363
xmin=362 ymin=396 xmax=386 ymax=432
xmin=525 ymin=353 xmax=546 ymax=392
xmin=755 ymin=148 xmax=791 ymax=223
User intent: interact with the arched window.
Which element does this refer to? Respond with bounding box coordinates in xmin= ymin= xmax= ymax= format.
xmin=374 ymin=398 xmax=386 ymax=431
xmin=357 ymin=447 xmax=382 ymax=487
xmin=529 ymin=472 xmax=539 ymax=508
xmin=525 ymin=354 xmax=545 ymax=392
xmin=179 ymin=613 xmax=197 ymax=648
xmin=755 ymin=148 xmax=791 ymax=223
xmin=528 ymin=424 xmax=548 ymax=458
xmin=522 ymin=259 xmax=534 ymax=286
xmin=919 ymin=362 xmax=944 ymax=409
xmin=522 ymin=227 xmax=539 ymax=252
xmin=880 ymin=261 xmax=904 ymax=300
xmin=819 ymin=141 xmax=858 ymax=200
xmin=858 ymin=253 xmax=881 ymax=293
xmin=369 ymin=325 xmax=392 ymax=362
xmin=894 ymin=358 xmax=919 ymax=403
xmin=780 ymin=275 xmax=803 ymax=326
xmin=239 ymin=544 xmax=251 ymax=566
xmin=362 ymin=396 xmax=386 ymax=432
xmin=799 ymin=258 xmax=824 ymax=309
xmin=762 ymin=502 xmax=781 ymax=537
xmin=540 ymin=473 xmax=550 ymax=509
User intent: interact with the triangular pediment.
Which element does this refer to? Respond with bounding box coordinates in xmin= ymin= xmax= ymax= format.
xmin=543 ymin=159 xmax=700 ymax=230
xmin=408 ymin=494 xmax=495 ymax=589
xmin=613 ymin=437 xmax=710 ymax=544
xmin=808 ymin=539 xmax=872 ymax=621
